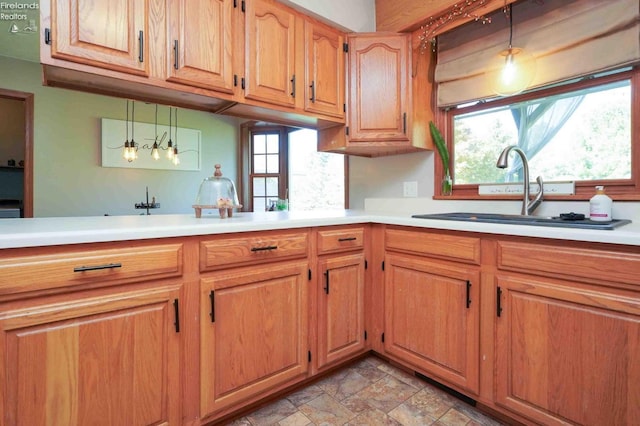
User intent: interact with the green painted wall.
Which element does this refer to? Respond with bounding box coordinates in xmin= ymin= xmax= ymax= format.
xmin=0 ymin=56 xmax=240 ymax=217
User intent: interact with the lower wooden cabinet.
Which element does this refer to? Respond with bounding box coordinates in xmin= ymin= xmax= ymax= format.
xmin=0 ymin=285 xmax=182 ymax=426
xmin=383 ymin=253 xmax=480 ymax=394
xmin=199 ymin=260 xmax=310 ymax=418
xmin=316 ymin=252 xmax=366 ymax=369
xmin=495 ymin=272 xmax=640 ymax=425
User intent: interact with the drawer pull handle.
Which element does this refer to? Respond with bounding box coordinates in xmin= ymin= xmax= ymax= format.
xmin=73 ymin=263 xmax=122 ymax=272
xmin=338 ymin=237 xmax=357 ymax=242
xmin=251 ymin=245 xmax=278 ymax=252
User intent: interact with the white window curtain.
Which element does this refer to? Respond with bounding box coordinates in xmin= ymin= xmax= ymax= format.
xmin=435 ymin=0 xmax=640 ymax=107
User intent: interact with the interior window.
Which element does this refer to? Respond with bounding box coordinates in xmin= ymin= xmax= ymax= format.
xmin=242 ymin=125 xmax=346 ymax=211
xmin=249 ymin=129 xmax=287 ymax=212
xmin=445 ymin=68 xmax=636 ymax=199
xmin=288 ymin=129 xmax=345 ymax=211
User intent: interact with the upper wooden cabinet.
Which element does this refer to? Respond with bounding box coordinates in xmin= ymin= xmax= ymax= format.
xmin=41 ymin=0 xmax=347 ymax=128
xmin=348 ymin=33 xmax=410 ymax=141
xmin=49 ymin=0 xmax=151 ymax=76
xmin=318 ymin=31 xmax=432 ymax=157
xmin=304 ymin=21 xmax=346 ymax=119
xmin=244 ymin=0 xmax=298 ymax=108
xmin=166 ymin=0 xmax=236 ymax=94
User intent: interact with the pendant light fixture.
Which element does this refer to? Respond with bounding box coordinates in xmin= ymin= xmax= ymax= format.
xmin=151 ymin=104 xmax=160 ymax=160
xmin=491 ymin=3 xmax=536 ymax=96
xmin=130 ymin=101 xmax=138 ymax=160
xmin=123 ymin=100 xmax=131 ymax=161
xmin=123 ymin=100 xmax=138 ymax=162
xmin=172 ymin=108 xmax=180 ymax=166
xmin=166 ymin=107 xmax=174 ymax=160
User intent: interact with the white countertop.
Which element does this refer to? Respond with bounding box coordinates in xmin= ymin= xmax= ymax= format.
xmin=0 ymin=209 xmax=638 ymax=249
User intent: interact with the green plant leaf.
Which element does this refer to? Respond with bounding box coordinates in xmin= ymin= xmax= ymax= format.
xmin=429 ymin=121 xmax=450 ymax=174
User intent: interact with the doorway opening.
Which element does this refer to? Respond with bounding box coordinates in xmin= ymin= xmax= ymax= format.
xmin=0 ymin=88 xmax=33 ymax=217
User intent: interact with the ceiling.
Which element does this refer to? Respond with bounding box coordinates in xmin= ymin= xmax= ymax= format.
xmin=0 ymin=0 xmax=40 ymax=62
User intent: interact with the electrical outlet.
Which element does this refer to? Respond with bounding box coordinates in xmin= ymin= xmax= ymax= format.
xmin=403 ymin=181 xmax=418 ymax=197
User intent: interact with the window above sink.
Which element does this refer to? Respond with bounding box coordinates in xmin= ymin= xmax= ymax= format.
xmin=439 ymin=67 xmax=638 ymax=201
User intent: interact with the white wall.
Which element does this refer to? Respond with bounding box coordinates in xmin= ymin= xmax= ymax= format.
xmin=280 ymin=0 xmax=376 ymax=32
xmin=0 ymin=56 xmax=240 ymax=217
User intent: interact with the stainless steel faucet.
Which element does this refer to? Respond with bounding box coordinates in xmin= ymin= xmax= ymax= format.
xmin=496 ymin=145 xmax=544 ymax=216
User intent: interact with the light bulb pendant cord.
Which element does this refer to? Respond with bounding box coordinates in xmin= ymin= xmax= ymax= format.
xmin=507 ymin=3 xmax=513 ymax=49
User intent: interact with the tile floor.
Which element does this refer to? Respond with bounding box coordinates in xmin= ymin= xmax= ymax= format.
xmin=228 ymin=356 xmax=506 ymax=426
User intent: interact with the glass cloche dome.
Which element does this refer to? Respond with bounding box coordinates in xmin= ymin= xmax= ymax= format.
xmin=193 ymin=164 xmax=242 ymax=218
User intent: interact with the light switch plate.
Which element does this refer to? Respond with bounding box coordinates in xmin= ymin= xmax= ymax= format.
xmin=403 ymin=181 xmax=418 ymax=197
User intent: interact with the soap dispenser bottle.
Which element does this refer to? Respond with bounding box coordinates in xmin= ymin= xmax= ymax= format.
xmin=589 ymin=186 xmax=612 ymax=222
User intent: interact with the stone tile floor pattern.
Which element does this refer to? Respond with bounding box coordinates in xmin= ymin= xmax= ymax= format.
xmin=227 ymin=356 xmax=505 ymax=426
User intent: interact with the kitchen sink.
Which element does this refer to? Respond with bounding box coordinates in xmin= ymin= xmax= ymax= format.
xmin=411 ymin=212 xmax=631 ymax=230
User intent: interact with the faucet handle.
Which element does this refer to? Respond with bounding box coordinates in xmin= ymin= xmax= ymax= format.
xmin=527 ymin=176 xmax=544 ymax=215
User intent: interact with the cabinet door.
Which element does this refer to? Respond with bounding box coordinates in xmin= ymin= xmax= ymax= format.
xmin=50 ymin=0 xmax=150 ymax=76
xmin=200 ymin=261 xmax=309 ymax=418
xmin=0 ymin=286 xmax=182 ymax=426
xmin=495 ymin=275 xmax=640 ymax=426
xmin=384 ymin=254 xmax=479 ymax=393
xmin=167 ymin=0 xmax=235 ymax=93
xmin=317 ymin=252 xmax=366 ymax=369
xmin=244 ymin=0 xmax=297 ymax=107
xmin=304 ymin=21 xmax=345 ymax=119
xmin=348 ymin=34 xmax=410 ymax=141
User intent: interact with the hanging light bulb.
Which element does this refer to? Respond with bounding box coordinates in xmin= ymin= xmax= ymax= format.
xmin=172 ymin=108 xmax=180 ymax=165
xmin=151 ymin=141 xmax=160 ymax=160
xmin=129 ymin=101 xmax=138 ymax=161
xmin=151 ymin=104 xmax=160 ymax=160
xmin=123 ymin=100 xmax=131 ymax=160
xmin=172 ymin=147 xmax=180 ymax=165
xmin=167 ymin=106 xmax=174 ymax=160
xmin=490 ymin=4 xmax=536 ymax=96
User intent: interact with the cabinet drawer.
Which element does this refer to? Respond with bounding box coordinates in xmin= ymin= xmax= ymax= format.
xmin=317 ymin=227 xmax=364 ymax=254
xmin=497 ymin=240 xmax=640 ymax=287
xmin=200 ymin=231 xmax=308 ymax=271
xmin=385 ymin=228 xmax=481 ymax=264
xmin=0 ymin=243 xmax=183 ymax=297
